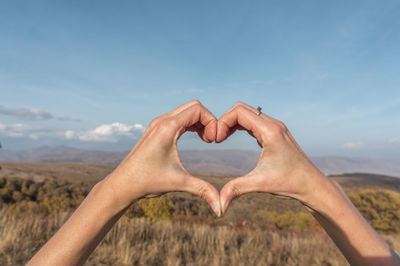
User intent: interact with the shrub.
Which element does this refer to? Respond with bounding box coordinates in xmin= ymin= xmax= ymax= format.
xmin=268 ymin=211 xmax=314 ymax=231
xmin=348 ymin=189 xmax=400 ymax=233
xmin=0 ymin=177 xmax=6 ymax=188
xmin=139 ymin=198 xmax=174 ymax=221
xmin=0 ymin=187 xmax=13 ymax=203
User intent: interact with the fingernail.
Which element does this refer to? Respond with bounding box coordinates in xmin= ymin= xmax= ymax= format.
xmin=208 ymin=120 xmax=217 ymax=143
xmin=222 ymin=199 xmax=231 ymax=214
xmin=211 ymin=201 xmax=221 ymax=217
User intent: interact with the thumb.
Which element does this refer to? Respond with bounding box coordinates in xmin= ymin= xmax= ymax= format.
xmin=220 ymin=175 xmax=258 ymax=214
xmin=182 ymin=175 xmax=221 ymax=217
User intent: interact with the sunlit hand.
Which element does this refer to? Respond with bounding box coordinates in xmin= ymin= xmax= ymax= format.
xmin=217 ymin=102 xmax=325 ymax=213
xmin=105 ymin=100 xmax=221 ymax=216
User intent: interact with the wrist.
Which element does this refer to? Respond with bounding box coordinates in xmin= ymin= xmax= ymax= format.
xmin=93 ymin=175 xmax=141 ymax=215
xmin=300 ymin=173 xmax=358 ymax=221
xmin=297 ymin=171 xmax=340 ymax=214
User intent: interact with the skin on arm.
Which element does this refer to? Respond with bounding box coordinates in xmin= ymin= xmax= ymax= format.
xmin=27 ymin=100 xmax=221 ymax=266
xmin=217 ymin=102 xmax=400 ymax=266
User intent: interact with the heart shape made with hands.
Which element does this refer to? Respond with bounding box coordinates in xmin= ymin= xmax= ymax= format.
xmin=123 ymin=100 xmax=313 ymax=218
xmin=177 ymin=102 xmax=265 ymax=216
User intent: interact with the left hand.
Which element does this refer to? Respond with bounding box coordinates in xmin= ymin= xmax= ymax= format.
xmin=104 ymin=100 xmax=221 ymax=216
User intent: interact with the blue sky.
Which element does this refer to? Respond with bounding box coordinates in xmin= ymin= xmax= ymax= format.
xmin=1 ymin=1 xmax=400 ymax=158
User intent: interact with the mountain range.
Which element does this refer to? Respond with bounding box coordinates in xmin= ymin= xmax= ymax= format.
xmin=1 ymin=146 xmax=400 ymax=177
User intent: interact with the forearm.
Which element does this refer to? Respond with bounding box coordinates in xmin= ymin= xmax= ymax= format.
xmin=303 ymin=175 xmax=400 ymax=265
xmin=27 ymin=178 xmax=130 ymax=266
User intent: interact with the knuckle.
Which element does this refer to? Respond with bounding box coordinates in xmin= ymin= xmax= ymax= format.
xmin=276 ymin=120 xmax=288 ymax=132
xmin=156 ymin=118 xmax=178 ymax=132
xmin=268 ymin=124 xmax=285 ymax=139
xmin=189 ymin=99 xmax=202 ymax=106
xmin=233 ymin=101 xmax=245 ymax=107
xmin=235 ymin=105 xmax=247 ymax=113
xmin=148 ymin=116 xmax=161 ymax=128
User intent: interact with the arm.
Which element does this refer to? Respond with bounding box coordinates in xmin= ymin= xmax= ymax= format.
xmin=27 ymin=100 xmax=221 ymax=266
xmin=217 ymin=101 xmax=400 ymax=266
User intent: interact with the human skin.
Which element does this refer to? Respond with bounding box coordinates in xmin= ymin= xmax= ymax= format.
xmin=27 ymin=100 xmax=221 ymax=266
xmin=217 ymin=101 xmax=400 ymax=266
xmin=28 ymin=100 xmax=400 ymax=266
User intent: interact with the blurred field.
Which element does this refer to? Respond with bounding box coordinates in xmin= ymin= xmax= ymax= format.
xmin=0 ymin=162 xmax=113 ymax=183
xmin=1 ymin=162 xmax=400 ymax=265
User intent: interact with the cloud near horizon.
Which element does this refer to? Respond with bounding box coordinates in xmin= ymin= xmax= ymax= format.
xmin=65 ymin=122 xmax=145 ymax=142
xmin=341 ymin=141 xmax=367 ymax=150
xmin=0 ymin=105 xmax=80 ymax=122
xmin=0 ymin=122 xmax=38 ymax=139
xmin=389 ymin=137 xmax=400 ymax=144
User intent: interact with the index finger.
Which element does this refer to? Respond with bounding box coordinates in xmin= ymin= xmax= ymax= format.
xmin=173 ymin=101 xmax=217 ymax=142
xmin=216 ymin=105 xmax=265 ymax=143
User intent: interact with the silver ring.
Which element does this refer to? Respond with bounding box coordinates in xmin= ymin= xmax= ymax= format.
xmin=256 ymin=106 xmax=262 ymax=116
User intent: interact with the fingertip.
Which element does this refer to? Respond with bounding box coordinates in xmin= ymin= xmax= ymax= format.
xmin=221 ymin=198 xmax=231 ymax=214
xmin=205 ymin=120 xmax=217 ymax=142
xmin=219 ymin=184 xmax=232 ymax=214
xmin=210 ymin=200 xmax=221 ymax=217
xmin=206 ymin=188 xmax=222 ymax=217
xmin=183 ymin=176 xmax=221 ymax=217
xmin=216 ymin=121 xmax=228 ymax=143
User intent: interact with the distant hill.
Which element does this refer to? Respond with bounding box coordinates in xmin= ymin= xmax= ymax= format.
xmin=0 ymin=145 xmax=128 ymax=165
xmin=330 ymin=173 xmax=400 ymax=192
xmin=1 ymin=161 xmax=400 ymax=194
xmin=0 ymin=162 xmax=114 ymax=183
xmin=310 ymin=156 xmax=400 ymax=177
xmin=1 ymin=146 xmax=400 ymax=177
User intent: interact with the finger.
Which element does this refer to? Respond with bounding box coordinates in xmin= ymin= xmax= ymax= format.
xmin=186 ymin=122 xmax=209 ymax=141
xmin=219 ymin=175 xmax=259 ymax=214
xmin=232 ymin=101 xmax=270 ymax=118
xmin=231 ymin=102 xmax=292 ymax=148
xmin=131 ymin=100 xmax=214 ymax=155
xmin=221 ymin=124 xmax=247 ymax=140
xmin=173 ymin=101 xmax=217 ymax=142
xmin=146 ymin=100 xmax=202 ymax=132
xmin=182 ymin=175 xmax=221 ymax=217
xmin=167 ymin=99 xmax=203 ymax=116
xmin=217 ymin=105 xmax=265 ymax=143
xmin=222 ymin=103 xmax=261 ymax=139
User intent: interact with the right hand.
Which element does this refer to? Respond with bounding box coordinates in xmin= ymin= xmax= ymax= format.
xmin=217 ymin=102 xmax=328 ymax=213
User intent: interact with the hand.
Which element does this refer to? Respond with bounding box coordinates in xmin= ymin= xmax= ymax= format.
xmin=217 ymin=102 xmax=327 ymax=213
xmin=105 ymin=100 xmax=221 ymax=216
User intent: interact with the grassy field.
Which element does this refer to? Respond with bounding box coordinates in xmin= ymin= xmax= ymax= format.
xmin=1 ymin=210 xmax=399 ymax=266
xmin=1 ymin=162 xmax=400 ymax=265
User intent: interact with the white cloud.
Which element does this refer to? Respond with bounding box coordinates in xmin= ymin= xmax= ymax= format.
xmin=341 ymin=141 xmax=367 ymax=149
xmin=389 ymin=137 xmax=400 ymax=144
xmin=0 ymin=123 xmax=54 ymax=140
xmin=0 ymin=122 xmax=34 ymax=138
xmin=65 ymin=122 xmax=145 ymax=142
xmin=6 ymin=131 xmax=24 ymax=138
xmin=0 ymin=121 xmax=145 ymax=143
xmin=28 ymin=133 xmax=39 ymax=140
xmin=65 ymin=130 xmax=76 ymax=139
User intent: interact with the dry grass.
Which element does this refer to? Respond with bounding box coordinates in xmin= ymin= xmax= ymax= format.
xmin=1 ymin=163 xmax=400 ymax=265
xmin=1 ymin=210 xmax=399 ymax=266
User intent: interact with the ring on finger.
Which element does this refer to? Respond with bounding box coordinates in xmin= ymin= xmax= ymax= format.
xmin=256 ymin=106 xmax=262 ymax=116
